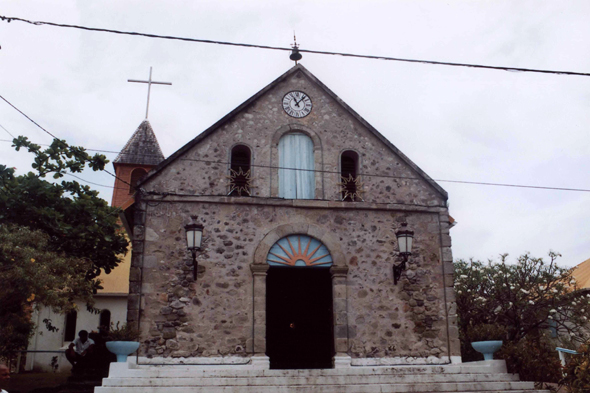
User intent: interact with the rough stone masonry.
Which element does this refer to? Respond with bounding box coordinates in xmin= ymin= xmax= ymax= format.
xmin=125 ymin=64 xmax=460 ymax=365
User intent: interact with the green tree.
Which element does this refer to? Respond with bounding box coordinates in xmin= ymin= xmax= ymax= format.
xmin=0 ymin=136 xmax=129 ymax=357
xmin=0 ymin=225 xmax=98 ymax=357
xmin=0 ymin=137 xmax=128 ymax=279
xmin=454 ymin=252 xmax=590 ymax=386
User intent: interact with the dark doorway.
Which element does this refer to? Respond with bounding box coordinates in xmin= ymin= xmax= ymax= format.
xmin=266 ymin=266 xmax=334 ymax=369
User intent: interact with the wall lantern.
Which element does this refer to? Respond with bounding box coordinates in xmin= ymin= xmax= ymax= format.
xmin=393 ymin=223 xmax=414 ymax=285
xmin=184 ymin=221 xmax=204 ymax=281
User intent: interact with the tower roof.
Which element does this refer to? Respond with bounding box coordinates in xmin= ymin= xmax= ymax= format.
xmin=114 ymin=120 xmax=165 ymax=166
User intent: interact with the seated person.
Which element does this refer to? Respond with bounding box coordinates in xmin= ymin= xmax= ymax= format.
xmin=0 ymin=363 xmax=9 ymax=393
xmin=65 ymin=330 xmax=95 ymax=372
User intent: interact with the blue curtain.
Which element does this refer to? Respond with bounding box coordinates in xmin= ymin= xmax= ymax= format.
xmin=279 ymin=133 xmax=315 ymax=199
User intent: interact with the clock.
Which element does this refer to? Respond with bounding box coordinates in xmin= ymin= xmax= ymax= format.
xmin=282 ymin=91 xmax=312 ymax=118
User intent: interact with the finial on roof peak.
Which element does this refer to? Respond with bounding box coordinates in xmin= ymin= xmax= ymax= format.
xmin=290 ymin=32 xmax=302 ymax=65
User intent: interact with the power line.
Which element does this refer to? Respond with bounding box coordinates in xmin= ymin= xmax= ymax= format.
xmin=0 ymin=139 xmax=121 ymax=155
xmin=0 ymin=137 xmax=121 ymax=189
xmin=178 ymin=157 xmax=590 ymax=192
xmin=2 ymin=15 xmax=590 ymax=78
xmin=0 ymin=94 xmax=58 ymax=139
xmin=118 ymin=160 xmax=590 ymax=193
xmin=0 ymin=123 xmax=15 ymax=138
xmin=433 ymin=179 xmax=590 ymax=193
xmin=0 ymin=93 xmax=133 ymax=188
xmin=140 ymin=190 xmax=441 ymax=210
xmin=3 ymin=138 xmax=589 ymax=193
xmin=64 ymin=172 xmax=115 ymax=189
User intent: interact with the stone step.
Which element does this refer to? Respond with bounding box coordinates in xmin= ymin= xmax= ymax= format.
xmin=113 ymin=364 xmax=509 ymax=379
xmin=102 ymin=373 xmax=521 ymax=387
xmin=96 ymin=361 xmax=549 ymax=393
xmin=95 ymin=381 xmax=547 ymax=393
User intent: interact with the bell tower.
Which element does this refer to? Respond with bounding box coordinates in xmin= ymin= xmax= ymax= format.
xmin=111 ymin=120 xmax=164 ymax=208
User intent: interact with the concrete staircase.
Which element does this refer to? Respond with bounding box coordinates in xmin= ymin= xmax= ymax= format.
xmin=96 ymin=360 xmax=550 ymax=393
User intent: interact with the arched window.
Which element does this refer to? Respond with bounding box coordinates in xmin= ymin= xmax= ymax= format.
xmin=267 ymin=235 xmax=332 ymax=267
xmin=99 ymin=309 xmax=111 ymax=331
xmin=340 ymin=150 xmax=360 ymax=201
xmin=64 ymin=310 xmax=77 ymax=342
xmin=279 ymin=133 xmax=314 ymax=199
xmin=129 ymin=168 xmax=147 ymax=194
xmin=228 ymin=145 xmax=252 ymax=196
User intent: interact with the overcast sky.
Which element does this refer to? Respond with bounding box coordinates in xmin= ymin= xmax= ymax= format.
xmin=1 ymin=0 xmax=589 ymax=267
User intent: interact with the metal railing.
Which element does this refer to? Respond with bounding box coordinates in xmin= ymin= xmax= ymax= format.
xmin=556 ymin=347 xmax=579 ymax=368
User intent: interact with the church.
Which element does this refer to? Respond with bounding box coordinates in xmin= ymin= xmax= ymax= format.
xmin=96 ymin=63 xmax=553 ymax=393
xmin=115 ymin=63 xmax=460 ymax=369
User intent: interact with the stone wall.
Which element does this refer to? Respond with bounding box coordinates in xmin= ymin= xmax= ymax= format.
xmin=144 ymin=69 xmax=443 ymax=207
xmin=129 ymin=198 xmax=457 ymax=360
xmin=126 ymin=66 xmax=460 ymax=363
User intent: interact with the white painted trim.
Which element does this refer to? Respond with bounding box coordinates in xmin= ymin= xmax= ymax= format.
xmin=334 ymin=355 xmax=352 ymax=368
xmin=135 ymin=355 xmax=271 ymax=369
xmin=137 ymin=356 xmax=252 ymax=366
xmin=250 ymin=355 xmax=270 ymax=369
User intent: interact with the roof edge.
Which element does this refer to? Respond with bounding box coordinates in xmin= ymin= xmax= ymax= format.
xmin=138 ymin=65 xmax=306 ymax=186
xmin=138 ymin=64 xmax=447 ymax=199
xmin=115 ymin=119 xmax=165 ymax=166
xmin=294 ymin=66 xmax=448 ymax=199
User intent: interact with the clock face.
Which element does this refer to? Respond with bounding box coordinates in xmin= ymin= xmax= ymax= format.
xmin=282 ymin=91 xmax=312 ymax=118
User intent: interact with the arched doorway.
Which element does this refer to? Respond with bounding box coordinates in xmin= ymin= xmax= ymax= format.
xmin=265 ymin=235 xmax=334 ymax=369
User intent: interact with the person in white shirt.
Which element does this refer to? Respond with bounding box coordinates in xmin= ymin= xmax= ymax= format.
xmin=65 ymin=330 xmax=95 ymax=372
xmin=0 ymin=362 xmax=9 ymax=393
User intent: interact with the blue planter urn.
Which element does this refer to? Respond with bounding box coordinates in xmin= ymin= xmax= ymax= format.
xmin=106 ymin=341 xmax=140 ymax=362
xmin=471 ymin=340 xmax=503 ymax=361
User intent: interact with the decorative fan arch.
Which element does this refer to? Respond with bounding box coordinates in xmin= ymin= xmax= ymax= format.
xmin=267 ymin=235 xmax=333 ymax=267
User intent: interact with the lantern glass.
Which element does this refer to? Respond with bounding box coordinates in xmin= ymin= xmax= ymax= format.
xmin=185 ymin=224 xmax=203 ymax=250
xmin=395 ymin=224 xmax=414 ymax=255
xmin=405 ymin=236 xmax=413 ymax=254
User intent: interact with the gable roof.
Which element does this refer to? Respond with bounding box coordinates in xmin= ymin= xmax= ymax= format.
xmin=572 ymin=257 xmax=590 ymax=289
xmin=114 ymin=120 xmax=165 ymax=166
xmin=139 ymin=64 xmax=447 ymax=199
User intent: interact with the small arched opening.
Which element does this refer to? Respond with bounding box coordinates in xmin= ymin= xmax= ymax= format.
xmin=99 ymin=309 xmax=111 ymax=332
xmin=129 ymin=168 xmax=147 ymax=194
xmin=229 ymin=145 xmax=252 ymax=196
xmin=340 ymin=150 xmax=360 ymax=201
xmin=64 ymin=310 xmax=77 ymax=342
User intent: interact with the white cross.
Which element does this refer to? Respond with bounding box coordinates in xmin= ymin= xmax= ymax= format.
xmin=128 ymin=67 xmax=172 ymax=119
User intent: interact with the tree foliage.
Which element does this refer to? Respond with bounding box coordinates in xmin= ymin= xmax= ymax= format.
xmin=0 ymin=137 xmax=128 ymax=279
xmin=561 ymin=342 xmax=590 ymax=392
xmin=455 ymin=252 xmax=590 ymax=343
xmin=0 ymin=136 xmax=129 ymax=357
xmin=0 ymin=225 xmax=99 ymax=357
xmin=454 ymin=252 xmax=590 ymax=385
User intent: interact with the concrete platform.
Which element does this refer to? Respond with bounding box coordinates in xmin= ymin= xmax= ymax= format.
xmin=95 ymin=359 xmax=550 ymax=393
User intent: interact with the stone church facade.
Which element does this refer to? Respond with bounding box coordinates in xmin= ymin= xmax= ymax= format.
xmin=125 ymin=64 xmax=460 ymax=368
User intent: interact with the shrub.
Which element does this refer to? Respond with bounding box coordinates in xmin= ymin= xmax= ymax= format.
xmin=106 ymin=322 xmax=139 ymax=341
xmin=454 ymin=252 xmax=590 ymax=385
xmin=466 ymin=323 xmax=507 ymax=342
xmin=498 ymin=334 xmax=562 ymax=387
xmin=561 ymin=343 xmax=590 ymax=393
